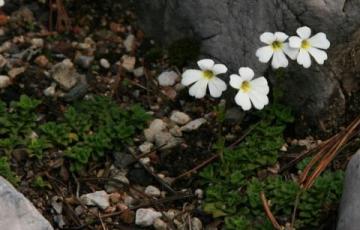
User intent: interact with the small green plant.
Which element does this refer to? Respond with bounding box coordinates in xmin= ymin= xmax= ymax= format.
xmin=32 ymin=175 xmax=51 ymax=189
xmin=0 ymin=157 xmax=18 ymax=185
xmin=200 ymin=103 xmax=343 ymax=229
xmin=0 ymin=95 xmax=151 ymax=178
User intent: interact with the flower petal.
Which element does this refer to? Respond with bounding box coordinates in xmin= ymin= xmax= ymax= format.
xmin=249 ymin=90 xmax=269 ymax=110
xmin=308 ymin=47 xmax=328 ymax=65
xmin=197 ymin=59 xmax=214 ymax=70
xmin=229 ymin=74 xmax=243 ymax=89
xmin=256 ymin=46 xmax=274 ymax=63
xmin=271 ymin=51 xmax=288 ymax=69
xmin=235 ymin=91 xmax=252 ymax=111
xmin=208 ymin=77 xmax=227 ymax=98
xmin=260 ymin=32 xmax=276 ymax=44
xmin=239 ymin=67 xmax=255 ymax=80
xmin=297 ymin=26 xmax=312 ymax=39
xmin=181 ymin=69 xmax=203 ymax=86
xmin=275 ymin=32 xmax=289 ymax=42
xmin=212 ymin=64 xmax=228 ymax=75
xmin=189 ymin=78 xmax=208 ymax=98
xmin=250 ymin=77 xmax=269 ymax=95
xmin=297 ymin=49 xmax=312 ymax=68
xmin=289 ymin=36 xmax=302 ymax=48
xmin=283 ymin=42 xmax=299 ymax=60
xmin=308 ymin=32 xmax=330 ymax=49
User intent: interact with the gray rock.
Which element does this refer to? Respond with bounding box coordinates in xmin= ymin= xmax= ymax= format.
xmin=0 ymin=176 xmax=54 ymax=230
xmin=180 ymin=118 xmax=207 ymax=132
xmin=80 ymin=190 xmax=110 ymax=210
xmin=157 ymin=71 xmax=179 ymax=86
xmin=154 ymin=131 xmax=182 ymax=149
xmin=63 ymin=74 xmax=88 ymax=102
xmin=113 ymin=152 xmax=135 ymax=168
xmin=135 ymin=0 xmax=360 ymax=132
xmin=50 ymin=60 xmax=80 ymax=90
xmin=170 ymin=111 xmax=191 ymax=125
xmin=144 ymin=119 xmax=167 ymax=142
xmin=0 ymin=75 xmax=11 ymax=89
xmin=100 ymin=58 xmax=110 ymax=69
xmin=144 ymin=185 xmax=161 ymax=197
xmin=153 ymin=218 xmax=167 ymax=230
xmin=135 ymin=208 xmax=162 ymax=227
xmin=191 ymin=217 xmax=203 ymax=230
xmin=75 ymin=55 xmax=94 ymax=69
xmin=139 ymin=142 xmax=154 ymax=154
xmin=337 ymin=149 xmax=360 ymax=230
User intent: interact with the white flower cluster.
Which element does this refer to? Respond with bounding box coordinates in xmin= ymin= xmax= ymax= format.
xmin=181 ymin=26 xmax=330 ymax=111
xmin=256 ymin=26 xmax=330 ymax=69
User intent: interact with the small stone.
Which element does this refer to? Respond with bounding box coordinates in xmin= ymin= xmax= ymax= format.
xmin=31 ymin=38 xmax=44 ymax=48
xmin=181 ymin=118 xmax=207 ymax=132
xmin=144 ymin=185 xmax=161 ymax=197
xmin=0 ymin=75 xmax=11 ymax=88
xmin=191 ymin=217 xmax=203 ymax=230
xmin=8 ymin=67 xmax=26 ymax=79
xmin=144 ymin=119 xmax=167 ymax=142
xmin=133 ymin=66 xmax=144 ymax=77
xmin=0 ymin=55 xmax=7 ymax=68
xmin=34 ymin=55 xmax=49 ymax=67
xmin=43 ymin=83 xmax=56 ymax=97
xmin=170 ymin=111 xmax=191 ymax=125
xmin=139 ymin=157 xmax=151 ymax=165
xmin=121 ymin=55 xmax=136 ymax=71
xmin=74 ymin=206 xmax=84 ymax=216
xmin=124 ymin=34 xmax=135 ymax=52
xmin=195 ymin=189 xmax=204 ymax=199
xmin=157 ymin=71 xmax=179 ymax=86
xmin=53 ymin=215 xmax=66 ymax=228
xmin=153 ymin=218 xmax=167 ymax=230
xmin=169 ymin=125 xmax=182 ymax=137
xmin=0 ymin=41 xmax=11 ymax=53
xmin=117 ymin=203 xmax=129 ymax=211
xmin=100 ymin=58 xmax=110 ymax=69
xmin=164 ymin=209 xmax=178 ymax=220
xmin=154 ymin=131 xmax=182 ymax=149
xmin=75 ymin=55 xmax=94 ymax=69
xmin=139 ymin=142 xmax=154 ymax=154
xmin=51 ymin=196 xmax=63 ymax=214
xmin=51 ymin=60 xmax=81 ymax=90
xmin=112 ymin=171 xmax=130 ymax=185
xmin=123 ymin=195 xmax=136 ymax=207
xmin=135 ymin=208 xmax=162 ymax=227
xmin=80 ymin=190 xmax=110 ymax=210
xmin=109 ymin=193 xmax=122 ymax=204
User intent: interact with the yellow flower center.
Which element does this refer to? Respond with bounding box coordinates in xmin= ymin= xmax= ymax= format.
xmin=240 ymin=81 xmax=251 ymax=93
xmin=271 ymin=41 xmax=283 ymax=50
xmin=203 ymin=70 xmax=214 ymax=79
xmin=301 ymin=40 xmax=310 ymax=49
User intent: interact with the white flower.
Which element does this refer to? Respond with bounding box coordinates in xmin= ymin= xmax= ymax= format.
xmin=289 ymin=26 xmax=330 ymax=68
xmin=230 ymin=67 xmax=269 ymax=111
xmin=256 ymin=32 xmax=298 ymax=69
xmin=0 ymin=0 xmax=4 ymax=7
xmin=181 ymin=59 xmax=228 ymax=98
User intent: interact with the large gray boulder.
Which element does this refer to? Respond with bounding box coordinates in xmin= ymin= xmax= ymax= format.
xmin=337 ymin=149 xmax=360 ymax=230
xmin=0 ymin=176 xmax=54 ymax=230
xmin=135 ymin=0 xmax=360 ymax=132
